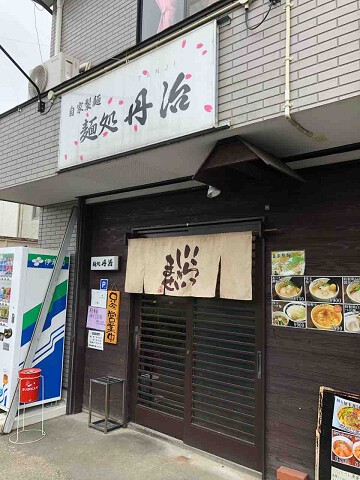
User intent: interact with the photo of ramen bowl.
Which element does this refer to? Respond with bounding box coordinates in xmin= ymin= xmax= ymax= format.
xmin=344 ymin=312 xmax=360 ymax=333
xmin=275 ymin=277 xmax=302 ymax=300
xmin=309 ymin=278 xmax=339 ymax=301
xmin=353 ymin=441 xmax=360 ymax=462
xmin=338 ymin=406 xmax=360 ymax=434
xmin=272 ymin=311 xmax=289 ymax=327
xmin=311 ymin=304 xmax=342 ymax=330
xmin=284 ymin=303 xmax=306 ymax=322
xmin=347 ymin=282 xmax=360 ymax=304
xmin=332 ymin=435 xmax=353 ymax=460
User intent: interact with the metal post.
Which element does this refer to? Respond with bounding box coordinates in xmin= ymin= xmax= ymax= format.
xmin=88 ymin=380 xmax=93 ymax=428
xmin=2 ymin=207 xmax=78 ymax=434
xmin=104 ymin=382 xmax=109 ymax=434
xmin=122 ymin=381 xmax=127 ymax=428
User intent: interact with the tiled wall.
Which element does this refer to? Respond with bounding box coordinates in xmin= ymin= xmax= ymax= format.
xmin=50 ymin=0 xmax=138 ymax=65
xmin=0 ymin=101 xmax=60 ymax=188
xmin=218 ymin=0 xmax=360 ymax=126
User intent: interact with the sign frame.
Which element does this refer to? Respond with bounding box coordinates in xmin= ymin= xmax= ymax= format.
xmin=58 ymin=22 xmax=217 ymax=170
xmin=316 ymin=387 xmax=360 ymax=480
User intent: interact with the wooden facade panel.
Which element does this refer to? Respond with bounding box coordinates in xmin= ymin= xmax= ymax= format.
xmin=82 ymin=160 xmax=360 ymax=479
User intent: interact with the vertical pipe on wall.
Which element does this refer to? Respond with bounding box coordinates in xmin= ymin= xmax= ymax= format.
xmin=54 ymin=0 xmax=64 ymax=55
xmin=16 ymin=204 xmax=22 ymax=238
xmin=284 ymin=0 xmax=322 ymax=140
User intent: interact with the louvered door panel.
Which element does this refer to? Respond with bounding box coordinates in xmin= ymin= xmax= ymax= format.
xmin=191 ymin=298 xmax=256 ymax=443
xmin=137 ymin=295 xmax=187 ymax=419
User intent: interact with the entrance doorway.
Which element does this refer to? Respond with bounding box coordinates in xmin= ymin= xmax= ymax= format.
xmin=130 ymin=230 xmax=264 ymax=472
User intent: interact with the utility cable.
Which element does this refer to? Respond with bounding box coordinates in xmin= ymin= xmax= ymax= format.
xmin=0 ymin=36 xmax=49 ymax=48
xmin=33 ymin=1 xmax=44 ymax=11
xmin=245 ymin=1 xmax=275 ymax=31
xmin=33 ymin=3 xmax=43 ymax=62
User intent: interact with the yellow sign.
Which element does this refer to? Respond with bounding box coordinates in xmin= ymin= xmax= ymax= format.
xmin=105 ymin=290 xmax=120 ymax=344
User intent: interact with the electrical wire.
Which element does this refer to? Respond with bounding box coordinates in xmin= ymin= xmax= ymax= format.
xmin=245 ymin=1 xmax=275 ymax=31
xmin=0 ymin=36 xmax=49 ymax=48
xmin=33 ymin=1 xmax=44 ymax=11
xmin=33 ymin=3 xmax=43 ymax=63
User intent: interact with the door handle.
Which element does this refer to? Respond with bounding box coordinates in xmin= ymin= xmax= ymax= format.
xmin=134 ymin=326 xmax=139 ymax=352
xmin=256 ymin=351 xmax=262 ymax=380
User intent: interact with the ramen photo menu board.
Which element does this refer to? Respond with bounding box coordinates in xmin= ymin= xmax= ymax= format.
xmin=271 ymin=270 xmax=360 ymax=334
xmin=317 ymin=388 xmax=360 ymax=480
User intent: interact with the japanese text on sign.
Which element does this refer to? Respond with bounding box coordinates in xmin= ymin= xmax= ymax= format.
xmin=91 ymin=256 xmax=119 ymax=271
xmin=59 ymin=22 xmax=216 ymax=169
xmin=86 ymin=306 xmax=107 ymax=331
xmin=87 ymin=330 xmax=104 ymax=351
xmin=161 ymin=244 xmax=200 ymax=293
xmin=105 ymin=290 xmax=120 ymax=345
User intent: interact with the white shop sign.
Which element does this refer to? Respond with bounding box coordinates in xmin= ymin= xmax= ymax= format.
xmin=58 ymin=22 xmax=217 ymax=170
xmin=91 ymin=256 xmax=119 ymax=271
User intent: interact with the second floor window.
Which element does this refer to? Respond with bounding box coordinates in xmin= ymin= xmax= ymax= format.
xmin=140 ymin=0 xmax=221 ymax=41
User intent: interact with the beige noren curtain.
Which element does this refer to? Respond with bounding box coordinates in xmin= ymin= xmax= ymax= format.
xmin=125 ymin=231 xmax=252 ymax=300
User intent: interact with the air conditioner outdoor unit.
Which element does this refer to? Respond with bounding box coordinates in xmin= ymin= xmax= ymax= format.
xmin=28 ymin=52 xmax=80 ymax=98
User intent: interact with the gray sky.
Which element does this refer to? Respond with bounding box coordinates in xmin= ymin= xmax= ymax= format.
xmin=0 ymin=0 xmax=52 ymax=114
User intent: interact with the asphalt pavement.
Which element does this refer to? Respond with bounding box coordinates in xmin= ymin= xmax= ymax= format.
xmin=0 ymin=413 xmax=260 ymax=480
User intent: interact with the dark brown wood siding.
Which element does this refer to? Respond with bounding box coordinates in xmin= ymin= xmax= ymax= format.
xmin=82 ymin=160 xmax=360 ymax=480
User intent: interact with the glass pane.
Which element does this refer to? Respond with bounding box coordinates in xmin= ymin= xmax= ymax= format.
xmin=187 ymin=0 xmax=221 ymax=17
xmin=141 ymin=0 xmax=186 ymax=41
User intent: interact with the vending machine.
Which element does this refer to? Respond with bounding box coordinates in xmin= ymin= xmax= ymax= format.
xmin=0 ymin=247 xmax=69 ymax=411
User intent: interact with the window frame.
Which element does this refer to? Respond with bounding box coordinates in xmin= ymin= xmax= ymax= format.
xmin=136 ymin=0 xmax=229 ymax=44
xmin=32 ymin=206 xmax=41 ymax=220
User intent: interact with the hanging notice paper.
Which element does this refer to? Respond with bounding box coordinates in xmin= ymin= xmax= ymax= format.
xmin=91 ymin=289 xmax=107 ymax=308
xmin=87 ymin=330 xmax=104 ymax=350
xmin=86 ymin=306 xmax=107 ymax=331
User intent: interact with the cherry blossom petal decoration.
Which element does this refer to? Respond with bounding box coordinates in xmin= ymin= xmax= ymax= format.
xmin=182 ymin=39 xmax=186 ymax=48
xmin=204 ymin=104 xmax=213 ymax=113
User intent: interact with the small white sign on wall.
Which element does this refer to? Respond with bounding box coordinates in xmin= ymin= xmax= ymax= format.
xmin=91 ymin=256 xmax=119 ymax=271
xmin=87 ymin=329 xmax=104 ymax=351
xmin=91 ymin=289 xmax=107 ymax=309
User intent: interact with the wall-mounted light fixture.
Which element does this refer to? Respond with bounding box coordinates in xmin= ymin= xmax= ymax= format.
xmin=207 ymin=186 xmax=221 ymax=199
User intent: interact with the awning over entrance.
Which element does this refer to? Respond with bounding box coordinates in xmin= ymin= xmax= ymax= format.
xmin=193 ymin=137 xmax=304 ymax=189
xmin=125 ymin=231 xmax=253 ymax=300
